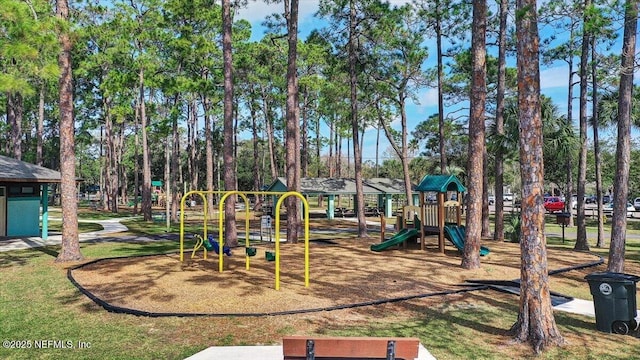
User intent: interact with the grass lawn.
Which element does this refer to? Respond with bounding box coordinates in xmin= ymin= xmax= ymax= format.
xmin=1 ymin=209 xmax=639 ymax=359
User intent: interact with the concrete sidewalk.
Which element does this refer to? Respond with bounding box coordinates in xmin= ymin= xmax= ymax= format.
xmin=0 ymin=218 xmax=130 ymax=252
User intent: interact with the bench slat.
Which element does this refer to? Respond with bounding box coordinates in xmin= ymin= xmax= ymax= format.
xmin=282 ymin=336 xmax=420 ymax=359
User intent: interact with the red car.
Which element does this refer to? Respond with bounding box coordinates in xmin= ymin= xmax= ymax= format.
xmin=544 ymin=196 xmax=565 ymax=213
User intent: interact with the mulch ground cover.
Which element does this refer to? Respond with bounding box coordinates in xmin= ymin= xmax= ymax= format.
xmin=69 ymin=232 xmax=603 ymax=316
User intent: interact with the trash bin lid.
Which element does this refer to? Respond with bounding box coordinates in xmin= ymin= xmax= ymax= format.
xmin=585 ymin=271 xmax=640 ymax=283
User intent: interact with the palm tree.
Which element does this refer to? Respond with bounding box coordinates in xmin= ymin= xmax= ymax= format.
xmin=596 ymin=86 xmax=640 ymax=126
xmin=488 ymin=97 xmax=576 ymax=195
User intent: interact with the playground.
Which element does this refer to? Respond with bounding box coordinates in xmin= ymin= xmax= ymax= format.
xmin=68 ymin=186 xmax=608 ymax=318
xmin=68 ymin=218 xmax=603 ymax=317
xmin=33 ymin=185 xmax=640 ymax=358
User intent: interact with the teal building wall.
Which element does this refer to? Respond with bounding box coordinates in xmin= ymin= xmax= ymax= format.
xmin=7 ymin=196 xmax=41 ymax=237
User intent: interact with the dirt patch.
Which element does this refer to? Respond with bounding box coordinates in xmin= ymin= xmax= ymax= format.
xmin=69 ymin=238 xmax=603 ymax=315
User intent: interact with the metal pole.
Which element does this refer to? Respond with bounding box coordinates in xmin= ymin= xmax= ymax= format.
xmin=305 ymin=339 xmax=315 ymax=360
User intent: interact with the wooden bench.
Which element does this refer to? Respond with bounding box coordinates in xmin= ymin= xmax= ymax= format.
xmin=282 ymin=336 xmax=420 ymax=360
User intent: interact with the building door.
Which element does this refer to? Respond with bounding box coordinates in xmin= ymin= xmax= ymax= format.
xmin=0 ymin=186 xmax=5 ymax=236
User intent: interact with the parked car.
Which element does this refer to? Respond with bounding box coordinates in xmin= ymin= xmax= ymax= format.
xmin=603 ymin=202 xmax=635 ymax=217
xmin=634 ymin=197 xmax=640 ymax=211
xmin=503 ymin=193 xmax=514 ymax=201
xmin=571 ymin=195 xmax=578 ymax=209
xmin=543 ymin=196 xmax=565 ymax=213
xmin=488 ymin=195 xmax=495 ymax=205
xmin=585 ymin=195 xmax=597 ymax=204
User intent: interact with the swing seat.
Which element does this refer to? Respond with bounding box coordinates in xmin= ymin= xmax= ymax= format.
xmin=265 ymin=251 xmax=276 ymax=261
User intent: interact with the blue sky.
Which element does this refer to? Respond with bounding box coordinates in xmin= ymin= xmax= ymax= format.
xmin=236 ymin=0 xmax=639 ymax=165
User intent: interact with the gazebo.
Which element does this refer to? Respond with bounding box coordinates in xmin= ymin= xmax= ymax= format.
xmin=265 ymin=177 xmax=415 ymax=219
xmin=0 ymin=155 xmax=62 ymax=239
xmin=414 ymin=174 xmax=467 ymax=253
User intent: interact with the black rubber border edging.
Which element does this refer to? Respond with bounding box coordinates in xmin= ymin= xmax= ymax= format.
xmin=67 ymin=251 xmax=604 ymax=318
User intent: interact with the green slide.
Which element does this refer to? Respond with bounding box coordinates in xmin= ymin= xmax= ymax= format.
xmin=444 ymin=225 xmax=490 ymax=256
xmin=370 ymin=228 xmax=420 ymax=252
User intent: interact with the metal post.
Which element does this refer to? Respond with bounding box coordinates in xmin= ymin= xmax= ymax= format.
xmin=305 ymin=339 xmax=315 ymax=360
xmin=386 ymin=340 xmax=396 ymax=360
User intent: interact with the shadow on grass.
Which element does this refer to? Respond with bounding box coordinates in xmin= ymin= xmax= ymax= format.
xmin=0 ymin=244 xmax=59 ymax=268
xmin=78 ymin=237 xmax=181 ymax=258
xmin=0 ymin=251 xmax=40 ymax=268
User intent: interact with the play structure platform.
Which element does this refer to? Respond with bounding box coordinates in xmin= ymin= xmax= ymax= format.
xmin=371 ymin=224 xmax=489 ymax=256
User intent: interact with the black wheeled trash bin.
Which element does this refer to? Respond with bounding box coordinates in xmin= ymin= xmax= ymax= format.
xmin=584 ymin=272 xmax=640 ymax=335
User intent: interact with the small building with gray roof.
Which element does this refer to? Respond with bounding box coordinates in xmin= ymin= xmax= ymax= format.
xmin=0 ymin=155 xmax=62 ymax=238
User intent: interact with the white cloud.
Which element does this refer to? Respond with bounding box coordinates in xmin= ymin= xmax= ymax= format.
xmin=235 ymin=0 xmax=320 ymax=25
xmin=418 ymin=88 xmax=438 ymax=111
xmin=235 ymin=0 xmax=414 ymax=31
xmin=540 ymin=65 xmax=571 ymax=90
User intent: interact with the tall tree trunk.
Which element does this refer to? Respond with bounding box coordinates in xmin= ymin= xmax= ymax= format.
xmin=261 ymin=87 xmax=278 ymax=181
xmin=234 ymin=99 xmax=239 ymax=189
xmin=349 ymin=0 xmax=367 ymax=238
xmin=285 ymin=0 xmax=301 ymax=243
xmin=462 ymin=0 xmax=486 ymax=270
xmin=188 ymin=99 xmax=198 ymax=194
xmin=301 ymin=91 xmax=309 ymax=178
xmin=564 ymin=33 xmax=577 ymax=228
xmin=222 ymin=0 xmax=237 ymax=246
xmin=493 ymin=0 xmax=508 ymax=242
xmin=591 ymin=37 xmax=605 ymax=248
xmin=250 ymin=96 xmax=262 ymax=191
xmin=435 ymin=0 xmax=447 ymax=173
xmin=316 ymin=116 xmax=322 ymax=178
xmin=400 ymin=98 xmax=413 ymax=207
xmin=375 ymin=122 xmax=380 ymax=178
xmin=335 ymin=129 xmax=341 ymax=177
xmin=481 ymin=150 xmax=490 ymax=237
xmin=117 ymin=124 xmax=126 ymax=208
xmin=329 ymin=119 xmax=335 ymax=177
xmin=574 ymin=0 xmax=591 ymax=251
xmin=346 ymin=138 xmax=351 ymax=177
xmin=164 ymin=137 xmax=171 ymax=227
xmin=103 ymin=100 xmax=117 ymax=212
xmin=511 ymin=0 xmax=563 ymax=352
xmin=140 ymin=69 xmax=152 ymax=221
xmin=608 ymin=0 xmax=637 ymax=272
xmin=7 ymin=92 xmax=23 ymax=160
xmin=55 ymin=0 xmax=82 ymax=262
xmin=133 ymin=101 xmax=140 ymax=215
xmin=37 ymin=83 xmax=45 ymax=166
xmin=202 ymin=92 xmax=214 ymax=214
xmin=171 ymin=99 xmax=180 ymax=223
xmin=378 ymin=100 xmax=412 ymax=206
